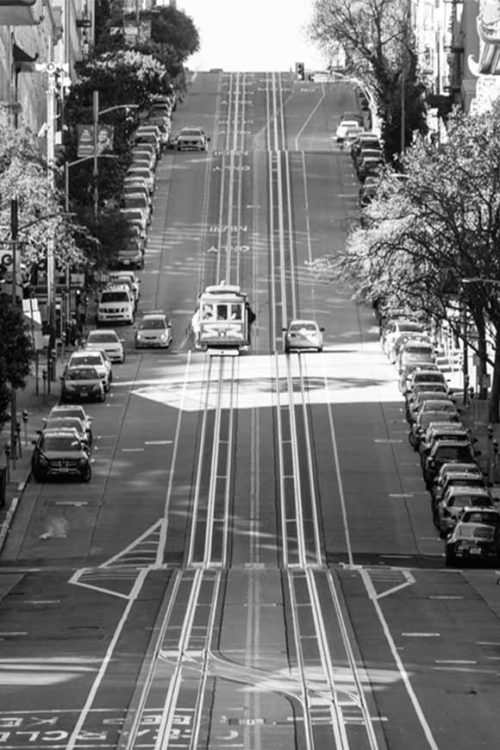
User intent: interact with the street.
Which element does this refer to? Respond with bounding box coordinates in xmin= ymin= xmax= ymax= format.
xmin=0 ymin=71 xmax=499 ymax=750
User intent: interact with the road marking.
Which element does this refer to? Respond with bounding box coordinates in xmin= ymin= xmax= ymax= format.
xmin=430 ymin=595 xmax=463 ymax=600
xmin=121 ymin=448 xmax=144 ymax=452
xmin=388 ymin=493 xmax=414 ymax=498
xmin=435 ymin=660 xmax=477 ymax=664
xmin=402 ymin=632 xmax=440 ymax=637
xmin=144 ymin=440 xmax=172 ymax=445
xmin=374 ymin=438 xmax=403 ymax=443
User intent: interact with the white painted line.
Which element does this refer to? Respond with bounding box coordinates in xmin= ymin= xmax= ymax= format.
xmin=402 ymin=632 xmax=440 ymax=637
xmin=0 ymin=632 xmax=28 ymax=636
xmin=121 ymin=448 xmax=144 ymax=452
xmin=389 ymin=493 xmax=414 ymax=498
xmin=362 ymin=570 xmax=441 ymax=750
xmin=374 ymin=438 xmax=403 ymax=443
xmin=435 ymin=660 xmax=476 ymax=665
xmin=477 ymin=641 xmax=500 ymax=646
xmin=430 ymin=596 xmax=463 ymax=600
xmin=144 ymin=440 xmax=173 ymax=445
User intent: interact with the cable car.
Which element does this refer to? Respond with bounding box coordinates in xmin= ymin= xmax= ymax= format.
xmin=192 ymin=283 xmax=253 ymax=355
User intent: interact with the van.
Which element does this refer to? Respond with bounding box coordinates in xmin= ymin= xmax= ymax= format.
xmin=97 ymin=284 xmax=135 ymax=325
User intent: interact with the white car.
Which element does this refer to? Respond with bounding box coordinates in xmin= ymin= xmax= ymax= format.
xmin=135 ymin=313 xmax=172 ymax=349
xmin=125 ymin=166 xmax=155 ymax=194
xmin=336 ymin=119 xmax=363 ymax=142
xmin=283 ymin=320 xmax=324 ymax=353
xmin=106 ymin=271 xmax=140 ymax=302
xmin=174 ymin=127 xmax=210 ymax=151
xmin=85 ymin=329 xmax=125 ymax=363
xmin=67 ymin=349 xmax=113 ymax=391
xmin=47 ymin=404 xmax=93 ymax=443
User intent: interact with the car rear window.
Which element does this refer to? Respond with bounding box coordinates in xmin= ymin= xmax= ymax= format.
xmin=66 ymin=367 xmax=99 ymax=380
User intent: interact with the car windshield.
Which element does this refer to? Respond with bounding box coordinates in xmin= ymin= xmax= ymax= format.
xmin=414 ymin=374 xmax=445 ymax=384
xmin=421 ymin=400 xmax=455 ymax=412
xmin=65 ymin=367 xmax=99 ymax=380
xmin=181 ymin=129 xmax=203 ymax=136
xmin=449 ymin=495 xmax=489 ymax=508
xmin=71 ymin=355 xmax=101 ymax=366
xmin=101 ymin=292 xmax=129 ymax=302
xmin=41 ymin=435 xmax=82 ymax=451
xmin=405 ymin=346 xmax=433 ymax=355
xmin=139 ymin=318 xmax=165 ymax=330
xmin=290 ymin=323 xmax=318 ymax=332
xmin=45 ymin=418 xmax=82 ymax=431
xmin=435 ymin=446 xmax=473 ymax=461
xmin=88 ymin=333 xmax=118 ymax=343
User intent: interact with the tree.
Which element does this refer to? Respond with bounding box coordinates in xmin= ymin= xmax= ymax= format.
xmin=317 ymin=104 xmax=500 ymax=420
xmin=0 ymin=293 xmax=34 ymax=426
xmin=149 ymin=6 xmax=200 ymax=62
xmin=309 ymin=0 xmax=428 ymax=158
xmin=0 ymin=124 xmax=88 ymax=284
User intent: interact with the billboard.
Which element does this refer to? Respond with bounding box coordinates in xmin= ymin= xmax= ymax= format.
xmin=77 ymin=124 xmax=114 ymax=157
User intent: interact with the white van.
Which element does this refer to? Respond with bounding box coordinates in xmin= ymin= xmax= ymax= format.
xmin=97 ymin=284 xmax=135 ymax=325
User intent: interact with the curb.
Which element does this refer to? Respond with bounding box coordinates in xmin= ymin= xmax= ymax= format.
xmin=0 ymin=471 xmax=31 ymax=553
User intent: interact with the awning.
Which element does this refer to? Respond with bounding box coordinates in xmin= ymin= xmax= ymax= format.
xmin=13 ymin=42 xmax=38 ymax=73
xmin=0 ymin=0 xmax=42 ymax=25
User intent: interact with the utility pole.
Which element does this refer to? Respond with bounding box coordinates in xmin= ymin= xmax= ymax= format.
xmin=93 ymin=89 xmax=99 ymax=226
xmin=46 ymin=63 xmax=57 ymax=385
xmin=10 ymin=199 xmax=18 ymax=460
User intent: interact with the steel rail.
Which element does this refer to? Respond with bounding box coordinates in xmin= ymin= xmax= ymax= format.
xmin=285 ymin=569 xmax=319 ymax=750
xmin=297 ymin=354 xmax=325 ymax=567
xmin=325 ymin=568 xmax=381 ymax=748
xmin=303 ymin=568 xmax=351 ymax=749
xmin=154 ymin=568 xmax=209 ymax=750
xmin=219 ymin=357 xmax=239 ymax=568
xmin=186 ymin=355 xmax=215 ymax=566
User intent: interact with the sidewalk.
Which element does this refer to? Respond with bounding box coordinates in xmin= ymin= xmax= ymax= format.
xmin=0 ymin=350 xmax=67 ymax=548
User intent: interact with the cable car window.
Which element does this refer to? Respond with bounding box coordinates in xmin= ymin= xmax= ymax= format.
xmin=202 ymin=304 xmax=214 ymax=320
xmin=216 ymin=305 xmax=228 ymax=320
xmin=230 ymin=304 xmax=242 ymax=320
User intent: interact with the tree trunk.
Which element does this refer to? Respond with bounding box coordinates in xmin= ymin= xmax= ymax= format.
xmin=474 ymin=313 xmax=488 ymax=399
xmin=488 ymin=326 xmax=500 ymax=424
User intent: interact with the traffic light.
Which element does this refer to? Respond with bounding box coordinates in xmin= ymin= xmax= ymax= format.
xmin=295 ymin=62 xmax=305 ymax=81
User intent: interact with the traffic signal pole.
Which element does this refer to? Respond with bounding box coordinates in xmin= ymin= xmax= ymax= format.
xmin=10 ymin=199 xmax=18 ymax=460
xmin=46 ymin=65 xmax=57 ymax=386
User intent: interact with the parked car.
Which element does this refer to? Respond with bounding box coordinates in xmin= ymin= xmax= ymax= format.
xmin=409 ymin=409 xmax=462 ymax=450
xmin=85 ymin=329 xmax=125 ymax=363
xmin=336 ymin=119 xmax=362 ymax=142
xmin=122 ymin=193 xmax=151 ymax=224
xmin=359 ymin=176 xmax=378 ymax=206
xmin=397 ymin=340 xmax=436 ymax=373
xmin=430 ymin=462 xmax=485 ymax=501
xmin=406 ymin=391 xmax=456 ymax=423
xmin=60 ymin=365 xmax=106 ymax=403
xmin=351 ymin=133 xmax=381 ymax=161
xmin=423 ymin=440 xmax=479 ymax=488
xmin=106 ymin=271 xmax=140 ymax=303
xmin=434 ymin=486 xmax=493 ymax=537
xmin=419 ymin=426 xmax=471 ymax=468
xmin=430 ymin=470 xmax=488 ymax=510
xmin=283 ymin=320 xmax=324 ymax=352
xmin=342 ymin=125 xmax=364 ymax=149
xmin=31 ymin=429 xmax=92 ymax=483
xmin=383 ymin=319 xmax=428 ymax=358
xmin=120 ymin=207 xmax=148 ymax=236
xmin=130 ymin=150 xmax=156 ymax=171
xmin=135 ymin=313 xmax=172 ymax=349
xmin=357 ymin=154 xmax=384 ymax=181
xmin=125 ymin=166 xmax=155 ymax=194
xmin=401 ymin=368 xmax=447 ymax=395
xmin=67 ymin=349 xmax=112 ymax=391
xmin=110 ymin=238 xmax=144 ymax=270
xmin=47 ymin=404 xmax=93 ymax=441
xmin=445 ymin=508 xmax=500 ymax=566
xmin=41 ymin=416 xmax=91 ymax=447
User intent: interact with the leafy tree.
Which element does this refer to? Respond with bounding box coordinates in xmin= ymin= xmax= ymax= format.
xmin=149 ymin=5 xmax=199 ymax=62
xmin=309 ymin=0 xmax=428 ymax=158
xmin=0 ymin=124 xmax=88 ymax=282
xmin=0 ymin=293 xmax=34 ymax=426
xmin=317 ymin=104 xmax=500 ymax=420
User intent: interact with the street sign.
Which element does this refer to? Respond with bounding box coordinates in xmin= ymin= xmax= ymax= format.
xmin=1 ymin=250 xmax=13 ymax=267
xmin=77 ymin=124 xmax=115 ymax=157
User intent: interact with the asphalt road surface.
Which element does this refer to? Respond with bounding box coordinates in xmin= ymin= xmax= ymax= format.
xmin=1 ymin=71 xmax=500 ymax=750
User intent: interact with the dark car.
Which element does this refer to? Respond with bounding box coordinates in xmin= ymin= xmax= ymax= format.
xmin=423 ymin=440 xmax=479 ymax=488
xmin=31 ymin=429 xmax=92 ymax=482
xmin=60 ymin=365 xmax=106 ymax=403
xmin=445 ymin=508 xmax=500 ymax=566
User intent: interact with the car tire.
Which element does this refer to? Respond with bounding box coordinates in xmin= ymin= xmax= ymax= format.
xmin=121 ymin=354 xmax=126 ymax=364
xmin=445 ymin=548 xmax=456 ymax=567
xmin=81 ymin=465 xmax=92 ymax=483
xmin=32 ymin=469 xmax=46 ymax=483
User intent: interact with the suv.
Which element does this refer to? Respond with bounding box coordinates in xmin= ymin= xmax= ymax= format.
xmin=97 ymin=284 xmax=135 ymax=325
xmin=173 ymin=127 xmax=210 ymax=151
xmin=445 ymin=508 xmax=500 ymax=566
xmin=106 ymin=271 xmax=140 ymax=302
xmin=434 ymin=487 xmax=493 ymax=537
xmin=31 ymin=429 xmax=92 ymax=482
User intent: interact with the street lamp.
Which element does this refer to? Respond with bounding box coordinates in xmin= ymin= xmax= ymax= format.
xmin=91 ymin=91 xmax=138 ymax=223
